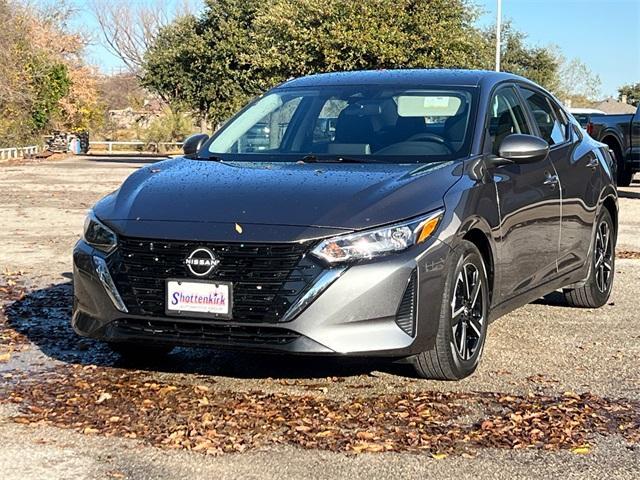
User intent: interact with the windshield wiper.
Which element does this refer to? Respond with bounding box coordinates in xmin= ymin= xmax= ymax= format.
xmin=297 ymin=154 xmax=376 ymax=164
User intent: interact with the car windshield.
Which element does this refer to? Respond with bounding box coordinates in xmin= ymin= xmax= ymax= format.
xmin=206 ymin=85 xmax=476 ymax=163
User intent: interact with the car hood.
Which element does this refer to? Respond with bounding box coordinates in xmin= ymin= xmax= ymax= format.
xmin=95 ymin=157 xmax=462 ymax=240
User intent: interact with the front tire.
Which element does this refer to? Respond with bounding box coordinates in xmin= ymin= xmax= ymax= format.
xmin=563 ymin=209 xmax=615 ymax=308
xmin=411 ymin=240 xmax=489 ymax=380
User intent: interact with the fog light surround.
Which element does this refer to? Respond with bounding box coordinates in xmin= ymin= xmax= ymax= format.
xmin=93 ymin=255 xmax=128 ymax=313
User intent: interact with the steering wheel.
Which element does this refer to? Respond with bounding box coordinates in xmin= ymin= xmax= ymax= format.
xmin=406 ymin=133 xmax=447 ymax=144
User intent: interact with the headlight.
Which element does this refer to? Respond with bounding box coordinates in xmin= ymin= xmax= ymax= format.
xmin=83 ymin=211 xmax=117 ymax=253
xmin=311 ymin=209 xmax=444 ymax=264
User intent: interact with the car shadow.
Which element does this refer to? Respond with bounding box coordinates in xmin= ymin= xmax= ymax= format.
xmin=534 ymin=291 xmax=572 ymax=307
xmin=83 ymin=155 xmax=160 ymax=164
xmin=5 ymin=282 xmax=408 ymax=380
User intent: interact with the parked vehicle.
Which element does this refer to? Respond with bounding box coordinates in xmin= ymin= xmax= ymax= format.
xmin=73 ymin=70 xmax=618 ymax=380
xmin=568 ymin=107 xmax=605 ymax=129
xmin=585 ymin=108 xmax=639 ymax=186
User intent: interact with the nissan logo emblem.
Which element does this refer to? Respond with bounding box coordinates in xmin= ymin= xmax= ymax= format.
xmin=184 ymin=248 xmax=220 ymax=277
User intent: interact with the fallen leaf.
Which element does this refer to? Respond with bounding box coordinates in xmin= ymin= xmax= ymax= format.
xmin=571 ymin=446 xmax=591 ymax=455
xmin=96 ymin=392 xmax=112 ymax=404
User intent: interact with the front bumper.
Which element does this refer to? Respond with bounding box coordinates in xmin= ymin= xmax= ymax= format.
xmin=72 ymin=237 xmax=452 ymax=357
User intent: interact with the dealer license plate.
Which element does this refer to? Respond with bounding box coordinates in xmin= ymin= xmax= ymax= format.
xmin=165 ymin=279 xmax=232 ymax=318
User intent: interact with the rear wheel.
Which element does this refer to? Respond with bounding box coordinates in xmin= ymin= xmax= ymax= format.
xmin=618 ymin=167 xmax=633 ymax=187
xmin=563 ymin=209 xmax=615 ymax=308
xmin=108 ymin=342 xmax=174 ymax=361
xmin=411 ymin=240 xmax=489 ymax=380
xmin=611 ymin=146 xmax=633 ymax=187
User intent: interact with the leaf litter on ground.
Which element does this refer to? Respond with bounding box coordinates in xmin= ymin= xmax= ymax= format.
xmin=0 ymin=273 xmax=638 ymax=457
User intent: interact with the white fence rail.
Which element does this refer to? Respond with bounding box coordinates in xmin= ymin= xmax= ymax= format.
xmin=89 ymin=141 xmax=184 ymax=152
xmin=0 ymin=145 xmax=39 ymax=160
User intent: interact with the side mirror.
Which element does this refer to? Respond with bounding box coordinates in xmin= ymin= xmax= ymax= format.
xmin=183 ymin=133 xmax=209 ymax=158
xmin=496 ymin=134 xmax=549 ymax=165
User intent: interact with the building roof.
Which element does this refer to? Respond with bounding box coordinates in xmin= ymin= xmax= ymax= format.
xmin=593 ymin=98 xmax=637 ymax=114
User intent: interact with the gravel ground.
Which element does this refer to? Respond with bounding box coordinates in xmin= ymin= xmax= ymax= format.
xmin=0 ymin=156 xmax=639 ymax=479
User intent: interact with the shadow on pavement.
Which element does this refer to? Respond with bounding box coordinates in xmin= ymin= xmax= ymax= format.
xmin=5 ymin=282 xmax=404 ymax=380
xmin=618 ymin=189 xmax=640 ymax=199
xmin=83 ymin=155 xmax=160 ymax=164
xmin=534 ymin=290 xmax=572 ymax=307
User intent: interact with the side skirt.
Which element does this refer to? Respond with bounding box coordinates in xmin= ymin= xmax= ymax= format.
xmin=488 ymin=265 xmax=586 ymax=323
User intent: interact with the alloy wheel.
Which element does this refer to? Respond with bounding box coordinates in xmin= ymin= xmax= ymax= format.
xmin=594 ymin=220 xmax=613 ymax=293
xmin=450 ymin=262 xmax=484 ymax=361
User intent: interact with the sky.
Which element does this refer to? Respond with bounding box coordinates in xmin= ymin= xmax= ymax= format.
xmin=76 ymin=0 xmax=639 ymax=98
xmin=476 ymin=0 xmax=640 ymax=97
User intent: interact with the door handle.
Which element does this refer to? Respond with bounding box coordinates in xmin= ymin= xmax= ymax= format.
xmin=586 ymin=155 xmax=599 ymax=169
xmin=543 ymin=172 xmax=559 ymax=188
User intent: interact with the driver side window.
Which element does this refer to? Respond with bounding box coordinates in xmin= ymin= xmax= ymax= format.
xmin=488 ymin=87 xmax=531 ymax=155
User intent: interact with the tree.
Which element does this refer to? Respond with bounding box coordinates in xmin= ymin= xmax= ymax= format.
xmin=139 ymin=106 xmax=195 ymax=148
xmin=143 ymin=0 xmax=489 ymax=127
xmin=0 ymin=0 xmax=103 ymax=145
xmin=555 ymin=57 xmax=601 ymax=107
xmin=90 ymin=0 xmax=196 ymax=73
xmin=142 ymin=0 xmax=564 ymax=127
xmin=481 ymin=22 xmax=560 ymax=94
xmin=143 ymin=0 xmax=264 ymax=129
xmin=28 ymin=61 xmax=71 ymax=131
xmin=96 ymin=73 xmax=146 ymax=111
xmin=249 ymin=0 xmax=485 ymax=81
xmin=618 ymin=83 xmax=640 ymax=107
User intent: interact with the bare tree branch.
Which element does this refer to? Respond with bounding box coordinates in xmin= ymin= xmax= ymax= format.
xmin=89 ymin=0 xmax=195 ymax=74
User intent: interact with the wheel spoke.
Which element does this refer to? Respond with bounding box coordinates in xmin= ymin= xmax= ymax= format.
xmin=469 ymin=315 xmax=483 ymax=337
xmin=452 ymin=305 xmax=465 ymax=321
xmin=450 ymin=262 xmax=486 ymax=361
xmin=602 ymin=225 xmax=610 ymax=254
xmin=470 ymin=279 xmax=481 ymax=309
xmin=597 ymin=267 xmax=603 ymax=291
xmin=593 ymin=218 xmax=615 ymax=293
xmin=463 ymin=265 xmax=471 ymax=300
xmin=459 ymin=321 xmax=467 ymax=359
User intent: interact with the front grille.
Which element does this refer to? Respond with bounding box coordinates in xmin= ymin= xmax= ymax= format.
xmin=395 ymin=269 xmax=417 ymax=336
xmin=110 ymin=237 xmax=323 ymax=323
xmin=113 ymin=318 xmax=300 ymax=346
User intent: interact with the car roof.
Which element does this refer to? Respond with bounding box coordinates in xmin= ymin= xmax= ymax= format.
xmin=568 ymin=108 xmax=606 ymax=115
xmin=278 ymin=69 xmax=530 ymax=89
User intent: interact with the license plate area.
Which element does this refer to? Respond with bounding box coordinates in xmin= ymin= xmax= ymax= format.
xmin=165 ymin=279 xmax=233 ymax=319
